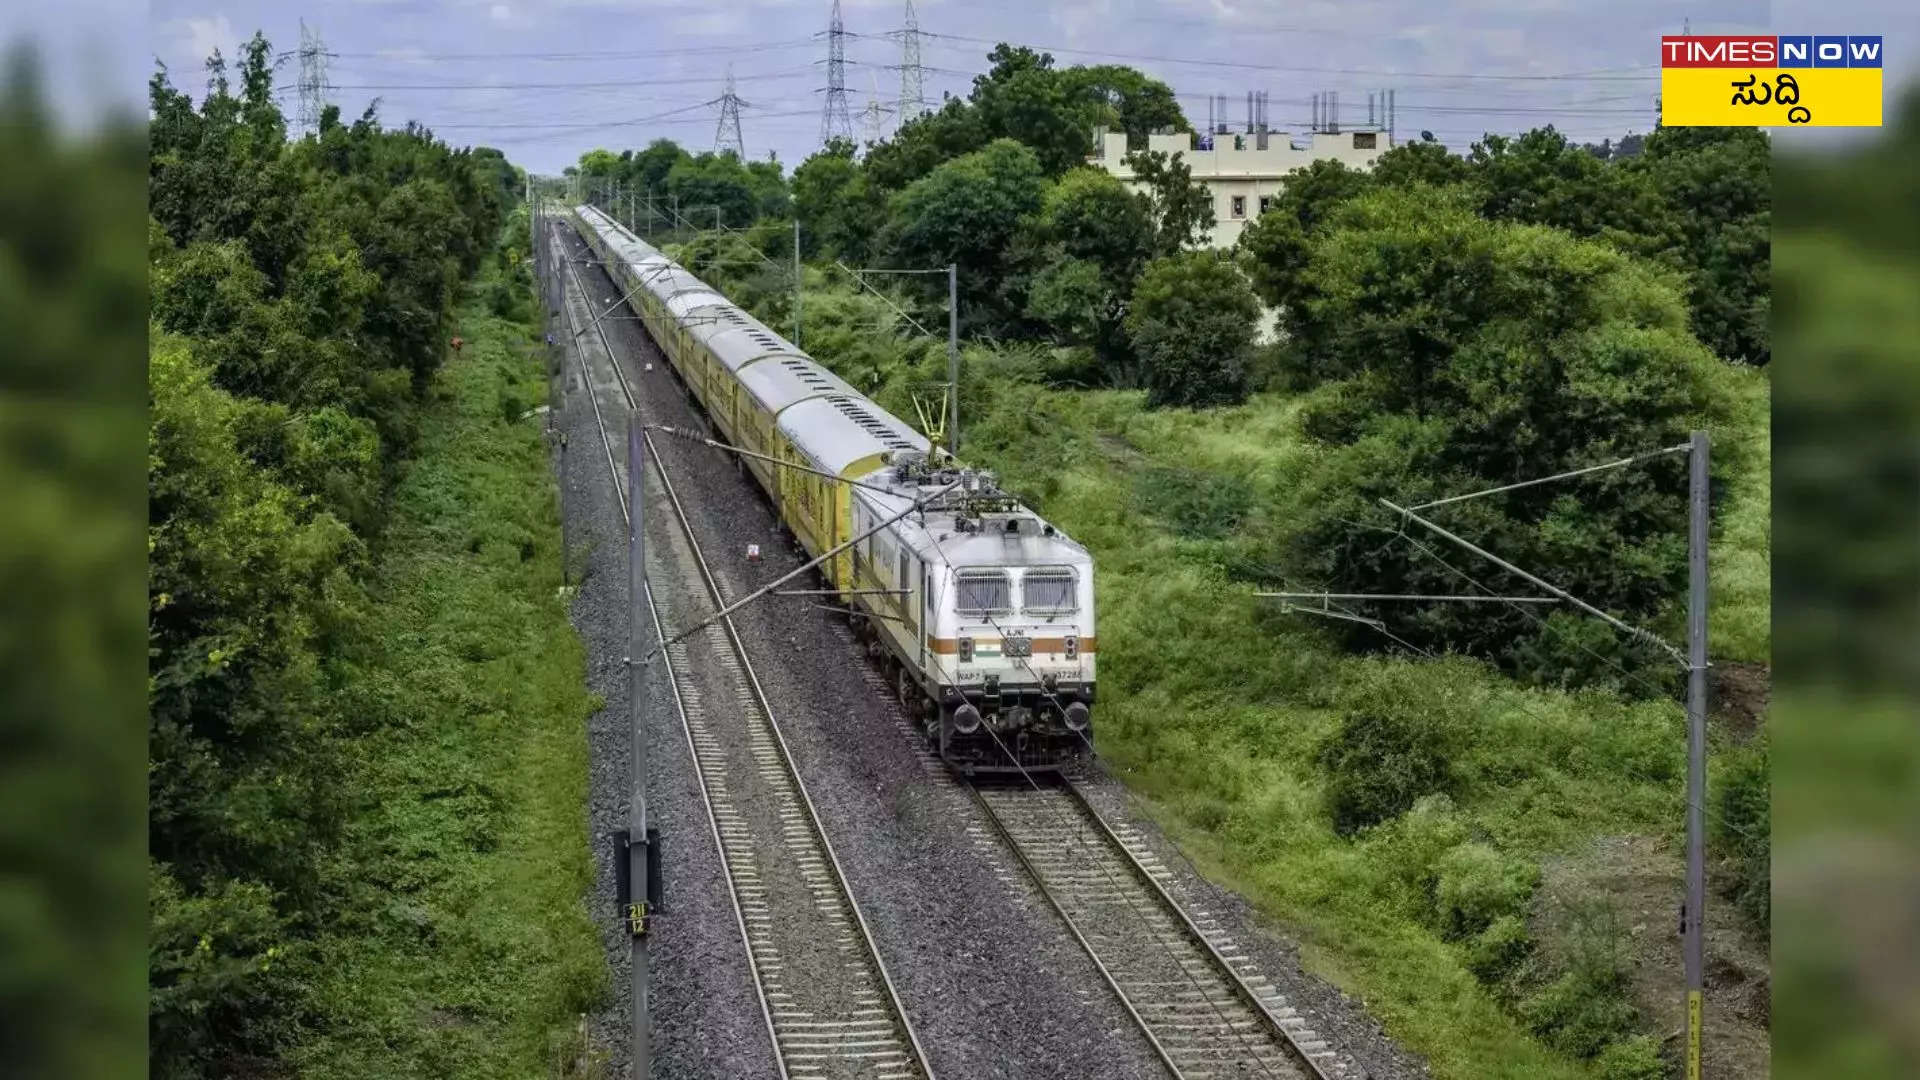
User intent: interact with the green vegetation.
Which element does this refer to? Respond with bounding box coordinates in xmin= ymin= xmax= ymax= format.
xmin=1 ymin=50 xmax=147 ymax=1079
xmin=147 ymin=32 xmax=598 ymax=1077
xmin=665 ymin=69 xmax=1770 ymax=1070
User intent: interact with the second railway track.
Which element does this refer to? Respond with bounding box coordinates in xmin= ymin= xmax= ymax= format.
xmin=558 ymin=230 xmax=934 ymax=1080
xmin=973 ymin=778 xmax=1353 ymax=1080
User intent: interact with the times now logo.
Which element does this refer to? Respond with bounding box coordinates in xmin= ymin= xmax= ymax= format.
xmin=1661 ymin=35 xmax=1883 ymax=68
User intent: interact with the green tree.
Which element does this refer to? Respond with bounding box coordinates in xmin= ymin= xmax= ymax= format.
xmin=1026 ymin=168 xmax=1153 ymax=364
xmin=622 ymin=138 xmax=690 ymax=194
xmin=1124 ymin=147 xmax=1215 ymax=256
xmin=663 ymin=151 xmax=761 ymax=228
xmin=1271 ymin=188 xmax=1728 ymax=684
xmin=791 ymin=138 xmax=884 ymax=260
xmin=863 ymin=98 xmax=989 ymax=191
xmin=1371 ymin=139 xmax=1471 ymax=190
xmin=1237 ymin=158 xmax=1376 ymax=317
xmin=885 ymin=138 xmax=1048 ymax=329
xmin=1466 ymin=127 xmax=1675 ymax=261
xmin=1124 ymin=251 xmax=1260 ymax=408
xmin=1624 ymin=127 xmax=1770 ymax=364
xmin=1062 ymin=64 xmax=1188 ymax=144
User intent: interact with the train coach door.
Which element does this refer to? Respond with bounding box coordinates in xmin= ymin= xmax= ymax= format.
xmin=921 ymin=565 xmax=934 ymax=671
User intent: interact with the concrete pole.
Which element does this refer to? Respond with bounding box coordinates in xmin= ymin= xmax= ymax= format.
xmin=793 ymin=220 xmax=803 ymax=348
xmin=627 ymin=415 xmax=651 ymax=1079
xmin=947 ymin=263 xmax=959 ymax=461
xmin=1684 ymin=428 xmax=1709 ymax=1080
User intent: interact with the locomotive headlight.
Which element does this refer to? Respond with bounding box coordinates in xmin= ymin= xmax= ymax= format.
xmin=958 ymin=637 xmax=973 ymax=663
xmin=1063 ymin=634 xmax=1078 ymax=660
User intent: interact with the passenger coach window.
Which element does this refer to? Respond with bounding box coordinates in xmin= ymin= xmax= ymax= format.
xmin=1022 ymin=568 xmax=1076 ymax=614
xmin=955 ymin=570 xmax=1011 ymax=616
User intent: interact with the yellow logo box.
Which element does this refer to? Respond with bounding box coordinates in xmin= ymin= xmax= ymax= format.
xmin=1661 ymin=67 xmax=1882 ymax=126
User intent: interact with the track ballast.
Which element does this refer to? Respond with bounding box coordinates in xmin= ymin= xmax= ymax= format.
xmin=973 ymin=778 xmax=1354 ymax=1080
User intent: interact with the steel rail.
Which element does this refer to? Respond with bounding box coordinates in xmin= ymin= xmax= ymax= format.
xmin=972 ymin=775 xmax=1339 ymax=1080
xmin=966 ymin=784 xmax=1188 ymax=1079
xmin=568 ymin=225 xmax=936 ymax=1079
xmin=556 ymin=229 xmax=788 ymax=1077
xmin=641 ymin=427 xmax=935 ymax=1080
xmin=1060 ymin=780 xmax=1337 ymax=1080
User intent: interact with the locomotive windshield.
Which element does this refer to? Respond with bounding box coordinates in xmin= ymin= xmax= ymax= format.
xmin=955 ymin=569 xmax=1011 ymax=615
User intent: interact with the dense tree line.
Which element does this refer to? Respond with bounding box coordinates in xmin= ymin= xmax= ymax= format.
xmin=569 ymin=44 xmax=1766 ymax=692
xmin=147 ymin=34 xmax=514 ymax=1074
xmin=1242 ymin=125 xmax=1770 ymax=368
xmin=571 ymin=139 xmax=788 ymax=229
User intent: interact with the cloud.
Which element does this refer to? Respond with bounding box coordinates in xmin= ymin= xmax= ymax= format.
xmin=376 ymin=46 xmax=432 ymax=65
xmin=173 ymin=14 xmax=239 ymax=66
xmin=669 ymin=10 xmax=748 ymax=36
xmin=490 ymin=3 xmax=511 ymax=20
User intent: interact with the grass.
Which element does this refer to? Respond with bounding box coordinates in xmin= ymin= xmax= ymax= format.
xmin=1709 ymin=368 xmax=1772 ymax=665
xmin=704 ymin=259 xmax=1773 ymax=1079
xmin=950 ymin=375 xmax=1765 ymax=1079
xmin=292 ymin=281 xmax=607 ymax=1077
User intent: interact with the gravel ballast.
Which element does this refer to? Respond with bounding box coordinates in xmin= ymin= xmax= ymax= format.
xmin=549 ymin=223 xmax=1427 ymax=1080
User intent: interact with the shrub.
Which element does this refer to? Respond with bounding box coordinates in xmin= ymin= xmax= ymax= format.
xmin=1465 ymin=914 xmax=1534 ymax=986
xmin=1317 ymin=705 xmax=1459 ymax=835
xmin=1434 ymin=842 xmax=1540 ymax=938
xmin=1595 ymin=1035 xmax=1668 ymax=1080
xmin=1133 ymin=466 xmax=1251 ymax=540
xmin=1124 ymin=251 xmax=1261 ymax=409
xmin=1518 ymin=897 xmax=1643 ymax=1059
xmin=1715 ymin=734 xmax=1770 ymax=930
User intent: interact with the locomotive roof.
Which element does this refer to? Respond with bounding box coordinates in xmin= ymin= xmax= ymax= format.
xmin=850 ymin=466 xmax=1090 ymax=571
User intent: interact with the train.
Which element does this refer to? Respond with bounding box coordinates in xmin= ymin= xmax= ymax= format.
xmin=566 ymin=203 xmax=1097 ymax=774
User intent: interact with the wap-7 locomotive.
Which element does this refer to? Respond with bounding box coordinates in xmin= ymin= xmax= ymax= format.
xmin=569 ymin=204 xmax=1096 ymax=772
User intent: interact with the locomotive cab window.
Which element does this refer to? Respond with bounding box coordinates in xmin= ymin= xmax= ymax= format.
xmin=954 ymin=569 xmax=1011 ymax=616
xmin=1021 ymin=568 xmax=1077 ymax=614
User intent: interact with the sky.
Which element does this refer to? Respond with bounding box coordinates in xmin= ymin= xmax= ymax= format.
xmin=115 ymin=0 xmax=1920 ymax=174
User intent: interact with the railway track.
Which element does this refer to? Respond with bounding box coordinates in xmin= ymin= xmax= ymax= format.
xmin=557 ymin=229 xmax=934 ymax=1080
xmin=972 ymin=778 xmax=1353 ymax=1080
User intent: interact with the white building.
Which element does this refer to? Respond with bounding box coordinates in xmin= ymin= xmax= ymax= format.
xmin=1087 ymin=127 xmax=1393 ymax=249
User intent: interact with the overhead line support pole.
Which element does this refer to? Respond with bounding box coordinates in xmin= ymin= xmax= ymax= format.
xmin=1684 ymin=429 xmax=1709 ymax=1080
xmin=793 ymin=219 xmax=803 ymax=348
xmin=947 ymin=263 xmax=958 ymax=460
xmin=626 ymin=415 xmax=652 ymax=1078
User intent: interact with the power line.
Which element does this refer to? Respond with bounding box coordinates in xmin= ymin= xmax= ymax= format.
xmin=279 ymin=68 xmax=819 ymax=92
xmin=916 ymin=32 xmax=1658 ymax=82
xmin=327 ymin=38 xmax=817 ymax=62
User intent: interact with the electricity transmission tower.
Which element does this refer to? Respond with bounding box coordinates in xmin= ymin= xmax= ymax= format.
xmin=860 ymin=71 xmax=894 ymax=146
xmin=714 ymin=66 xmax=747 ymax=157
xmin=897 ymin=0 xmax=927 ymax=124
xmin=820 ymin=0 xmax=854 ymax=144
xmin=295 ymin=19 xmax=335 ymax=135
